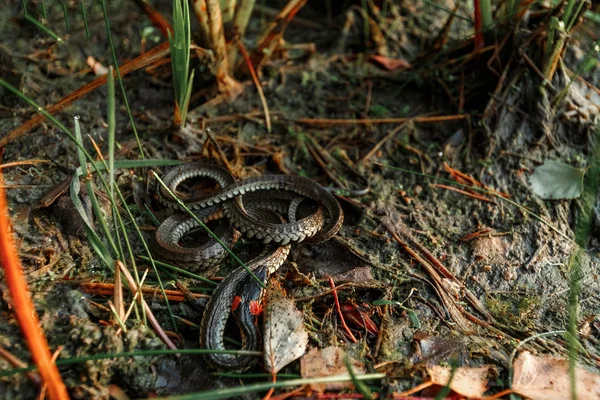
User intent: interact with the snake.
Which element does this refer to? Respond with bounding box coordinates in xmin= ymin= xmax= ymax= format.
xmin=154 ymin=162 xmax=343 ymax=370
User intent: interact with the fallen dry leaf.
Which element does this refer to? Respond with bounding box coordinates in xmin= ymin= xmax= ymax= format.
xmin=264 ymin=280 xmax=308 ymax=373
xmin=427 ymin=365 xmax=490 ymax=398
xmin=512 ymin=351 xmax=600 ymax=400
xmin=300 ymin=346 xmax=365 ymax=393
xmin=369 ymin=55 xmax=412 ymax=71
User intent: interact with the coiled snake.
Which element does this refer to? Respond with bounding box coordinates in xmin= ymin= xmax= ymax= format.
xmin=154 ymin=163 xmax=343 ymax=370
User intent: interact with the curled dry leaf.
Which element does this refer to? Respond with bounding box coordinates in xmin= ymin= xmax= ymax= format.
xmin=427 ymin=365 xmax=491 ymax=398
xmin=300 ymin=346 xmax=365 ymax=393
xmin=512 ymin=351 xmax=600 ymax=400
xmin=264 ymin=280 xmax=308 ymax=373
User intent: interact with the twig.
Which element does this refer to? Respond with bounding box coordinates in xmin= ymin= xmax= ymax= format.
xmin=78 ymin=281 xmax=209 ymax=301
xmin=205 ymin=128 xmax=237 ymax=176
xmin=360 ymin=122 xmax=409 ymax=164
xmin=0 ymin=345 xmax=41 ymax=386
xmin=521 ymin=51 xmax=557 ymax=92
xmin=0 ymin=160 xmax=50 ymax=170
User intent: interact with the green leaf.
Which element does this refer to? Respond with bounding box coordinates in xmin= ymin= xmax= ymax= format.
xmin=372 ymin=299 xmax=421 ymax=329
xmin=528 ymin=159 xmax=585 ymax=200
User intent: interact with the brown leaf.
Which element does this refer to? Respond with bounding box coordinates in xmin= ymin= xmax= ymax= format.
xmin=264 ymin=280 xmax=308 ymax=373
xmin=300 ymin=346 xmax=365 ymax=393
xmin=513 ymin=351 xmax=600 ymax=400
xmin=427 ymin=365 xmax=491 ymax=398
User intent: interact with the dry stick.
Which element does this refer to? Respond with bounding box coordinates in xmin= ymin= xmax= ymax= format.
xmin=305 ymin=140 xmax=346 ymax=189
xmin=79 ymin=281 xmax=209 ymax=301
xmin=360 ymin=121 xmax=409 ymax=164
xmin=205 ymin=128 xmax=236 ymax=176
xmin=117 ymin=270 xmax=149 ymax=336
xmin=486 ymin=31 xmax=512 ymax=77
xmin=268 ymin=384 xmax=306 ymax=400
xmin=483 ymin=57 xmax=513 ymax=120
xmin=203 ymin=111 xmax=284 ymax=124
xmin=0 ymin=173 xmax=69 ymax=400
xmin=2 ymin=42 xmax=171 ymax=148
xmin=262 ymin=373 xmax=277 ymax=400
xmin=363 ymin=80 xmax=373 ymax=115
xmin=521 ymin=51 xmax=557 ymax=92
xmin=444 ymin=162 xmax=510 ymax=198
xmin=382 ymin=218 xmax=469 ymax=328
xmin=189 ymin=0 xmax=210 ymax=46
xmin=238 ymin=41 xmax=271 ymax=133
xmin=483 ymin=388 xmax=515 ymax=400
xmin=392 ymin=218 xmax=495 ymax=322
xmin=116 ymin=261 xmax=178 ymax=350
xmin=0 ymin=345 xmax=41 ymax=386
xmin=295 ymin=114 xmax=467 ymax=126
xmin=566 ymin=67 xmax=600 ymax=97
xmin=328 ymin=276 xmax=358 ymax=343
xmin=294 ymin=282 xmax=356 ymax=303
xmin=0 ymin=160 xmax=50 ymax=170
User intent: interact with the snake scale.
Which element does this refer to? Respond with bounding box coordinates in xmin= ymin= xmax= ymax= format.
xmin=154 ymin=162 xmax=343 ymax=370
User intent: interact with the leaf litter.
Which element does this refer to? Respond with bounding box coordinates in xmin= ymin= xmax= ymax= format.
xmin=0 ymin=0 xmax=599 ymax=398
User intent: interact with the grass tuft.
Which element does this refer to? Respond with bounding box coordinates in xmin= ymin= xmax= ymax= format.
xmin=169 ymin=0 xmax=194 ymax=127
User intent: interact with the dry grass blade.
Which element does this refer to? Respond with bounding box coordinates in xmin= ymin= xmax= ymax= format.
xmin=116 ymin=261 xmax=178 ymax=350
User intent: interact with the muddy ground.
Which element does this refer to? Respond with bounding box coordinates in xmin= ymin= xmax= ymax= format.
xmin=1 ymin=0 xmax=599 ymax=399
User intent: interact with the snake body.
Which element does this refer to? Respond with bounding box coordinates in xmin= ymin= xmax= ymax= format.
xmin=154 ymin=162 xmax=343 ymax=370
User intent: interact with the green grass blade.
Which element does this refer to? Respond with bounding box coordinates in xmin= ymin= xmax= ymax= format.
xmin=154 ymin=373 xmax=386 ymax=400
xmin=138 ymin=256 xmax=218 ymax=286
xmin=169 ymin=0 xmax=193 ymax=125
xmin=100 ymin=0 xmax=145 ymax=159
xmin=0 ymin=349 xmax=263 ymax=378
xmin=107 ymin=67 xmax=116 ymax=200
xmin=73 ymin=119 xmax=119 ymax=258
xmin=80 ymin=2 xmax=90 ymax=38
xmin=153 ymin=173 xmax=265 ymax=289
xmin=344 ymin=356 xmax=374 ymax=400
xmin=23 ymin=14 xmax=63 ymax=43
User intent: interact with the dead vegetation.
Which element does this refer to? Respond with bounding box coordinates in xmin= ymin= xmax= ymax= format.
xmin=0 ymin=0 xmax=599 ymax=399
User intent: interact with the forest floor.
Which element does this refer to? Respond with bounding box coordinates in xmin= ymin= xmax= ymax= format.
xmin=1 ymin=0 xmax=599 ymax=399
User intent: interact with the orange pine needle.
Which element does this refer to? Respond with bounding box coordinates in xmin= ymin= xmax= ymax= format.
xmin=431 ymin=183 xmax=495 ymax=203
xmin=328 ymin=276 xmax=358 ymax=343
xmin=0 ymin=172 xmax=69 ymax=400
xmin=238 ymin=41 xmax=271 ymax=133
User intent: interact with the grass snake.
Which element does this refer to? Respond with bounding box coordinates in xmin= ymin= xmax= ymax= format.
xmin=154 ymin=162 xmax=343 ymax=370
